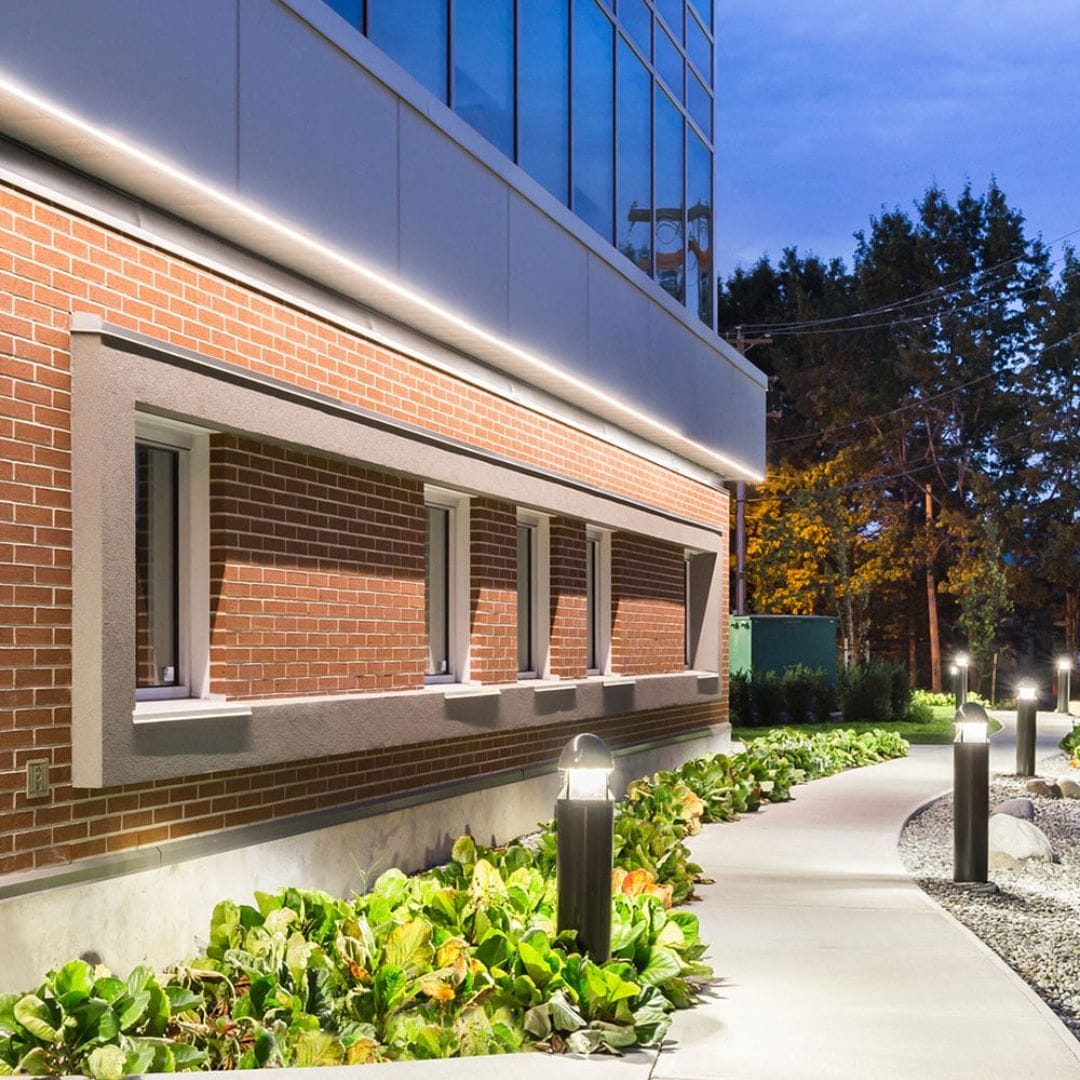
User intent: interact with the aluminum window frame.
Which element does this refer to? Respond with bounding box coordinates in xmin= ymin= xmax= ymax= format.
xmin=423 ymin=486 xmax=471 ymax=684
xmin=585 ymin=526 xmax=612 ymax=675
xmin=516 ymin=509 xmax=550 ymax=679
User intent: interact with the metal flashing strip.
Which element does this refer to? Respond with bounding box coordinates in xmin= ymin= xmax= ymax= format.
xmin=71 ymin=315 xmax=724 ymax=539
xmin=0 ymin=725 xmax=726 ymax=903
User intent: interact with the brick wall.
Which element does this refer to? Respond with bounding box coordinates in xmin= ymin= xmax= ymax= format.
xmin=0 ymin=178 xmax=729 ymax=877
xmin=467 ymin=499 xmax=518 ymax=684
xmin=611 ymin=534 xmax=687 ymax=676
xmin=209 ymin=436 xmax=426 ymax=698
xmin=548 ymin=517 xmax=587 ymax=679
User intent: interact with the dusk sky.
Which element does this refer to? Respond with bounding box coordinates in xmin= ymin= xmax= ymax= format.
xmin=715 ymin=1 xmax=1080 ymax=279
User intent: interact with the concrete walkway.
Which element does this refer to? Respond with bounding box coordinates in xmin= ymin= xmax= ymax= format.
xmin=654 ymin=710 xmax=1080 ymax=1080
xmin=369 ymin=711 xmax=1080 ymax=1080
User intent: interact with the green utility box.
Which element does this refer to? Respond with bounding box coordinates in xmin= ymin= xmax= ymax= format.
xmin=729 ymin=615 xmax=839 ymax=685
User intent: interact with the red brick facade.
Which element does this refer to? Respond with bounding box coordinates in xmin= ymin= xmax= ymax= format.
xmin=611 ymin=534 xmax=688 ymax=676
xmin=0 ymin=180 xmax=729 ymax=877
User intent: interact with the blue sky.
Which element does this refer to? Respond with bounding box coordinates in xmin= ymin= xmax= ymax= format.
xmin=715 ymin=1 xmax=1080 ymax=278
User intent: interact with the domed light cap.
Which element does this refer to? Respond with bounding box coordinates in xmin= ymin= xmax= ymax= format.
xmin=1017 ymin=683 xmax=1038 ymax=703
xmin=558 ymin=733 xmax=614 ymax=801
xmin=1058 ymin=656 xmax=1073 ymax=672
xmin=955 ymin=701 xmax=989 ymax=743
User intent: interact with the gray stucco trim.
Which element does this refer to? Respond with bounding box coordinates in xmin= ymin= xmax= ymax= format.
xmin=0 ymin=724 xmax=728 ymax=904
xmin=71 ymin=324 xmax=726 ymax=788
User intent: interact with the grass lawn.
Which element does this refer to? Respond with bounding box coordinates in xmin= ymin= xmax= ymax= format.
xmin=733 ymin=711 xmax=1003 ymax=746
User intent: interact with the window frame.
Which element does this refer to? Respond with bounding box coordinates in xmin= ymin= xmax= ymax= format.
xmin=133 ymin=415 xmax=210 ymax=705
xmin=516 ymin=509 xmax=550 ymax=680
xmin=585 ymin=527 xmax=612 ymax=675
xmin=424 ymin=486 xmax=470 ymax=685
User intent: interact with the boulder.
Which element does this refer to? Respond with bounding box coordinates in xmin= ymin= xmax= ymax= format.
xmin=1058 ymin=778 xmax=1080 ymax=799
xmin=1025 ymin=779 xmax=1061 ymax=798
xmin=992 ymin=797 xmax=1035 ymax=821
xmin=988 ymin=813 xmax=1054 ymax=869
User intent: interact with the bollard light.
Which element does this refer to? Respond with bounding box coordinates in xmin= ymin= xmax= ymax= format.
xmin=1057 ymin=656 xmax=1073 ymax=715
xmin=555 ymin=733 xmax=615 ymax=962
xmin=1015 ymin=682 xmax=1038 ymax=777
xmin=953 ymin=702 xmax=990 ymax=883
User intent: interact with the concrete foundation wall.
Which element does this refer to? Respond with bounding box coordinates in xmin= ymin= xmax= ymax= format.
xmin=0 ymin=724 xmax=730 ymax=992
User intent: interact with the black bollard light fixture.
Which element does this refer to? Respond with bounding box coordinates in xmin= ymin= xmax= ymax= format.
xmin=555 ymin=732 xmax=615 ymax=963
xmin=1015 ymin=682 xmax=1038 ymax=777
xmin=1057 ymin=657 xmax=1073 ymax=715
xmin=953 ymin=702 xmax=990 ymax=884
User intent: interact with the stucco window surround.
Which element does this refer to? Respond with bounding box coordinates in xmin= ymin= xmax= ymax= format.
xmin=70 ymin=316 xmax=725 ymax=788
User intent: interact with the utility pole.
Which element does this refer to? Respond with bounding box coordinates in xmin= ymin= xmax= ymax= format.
xmin=729 ymin=328 xmax=772 ymax=615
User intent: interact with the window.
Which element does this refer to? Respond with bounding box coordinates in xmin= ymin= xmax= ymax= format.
xmin=572 ymin=0 xmax=614 ymax=241
xmin=518 ymin=0 xmax=570 ymax=202
xmin=368 ymin=0 xmax=448 ymax=99
xmin=654 ymin=86 xmax=684 ymax=303
xmin=424 ymin=488 xmax=469 ymax=683
xmin=684 ymin=553 xmax=693 ymax=668
xmin=616 ymin=36 xmax=652 ymax=275
xmin=453 ymin=0 xmax=514 ymax=158
xmin=585 ymin=528 xmax=611 ymax=674
xmin=686 ymin=130 xmax=713 ymax=326
xmin=517 ymin=511 xmax=550 ymax=678
xmin=133 ymin=416 xmax=210 ymax=703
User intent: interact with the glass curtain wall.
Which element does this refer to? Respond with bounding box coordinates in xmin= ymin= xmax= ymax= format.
xmin=329 ymin=0 xmax=716 ymax=328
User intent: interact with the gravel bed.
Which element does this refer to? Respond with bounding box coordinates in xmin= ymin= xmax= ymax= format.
xmin=899 ymin=752 xmax=1080 ymax=1041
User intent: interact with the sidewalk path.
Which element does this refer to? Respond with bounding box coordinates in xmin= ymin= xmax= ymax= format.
xmin=653 ymin=712 xmax=1080 ymax=1080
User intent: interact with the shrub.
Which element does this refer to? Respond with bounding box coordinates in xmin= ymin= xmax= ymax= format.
xmin=729 ymin=670 xmax=752 ymax=727
xmin=840 ymin=663 xmax=893 ymax=723
xmin=888 ymin=665 xmax=911 ymax=720
xmin=749 ymin=670 xmax=786 ymax=726
xmin=811 ymin=673 xmax=839 ymax=722
xmin=903 ymin=696 xmax=935 ymax=723
xmin=781 ymin=664 xmax=816 ymax=724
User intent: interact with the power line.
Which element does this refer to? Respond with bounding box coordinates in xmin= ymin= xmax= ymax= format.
xmin=770 ymin=328 xmax=1080 ymax=446
xmin=727 ymin=224 xmax=1080 ymax=336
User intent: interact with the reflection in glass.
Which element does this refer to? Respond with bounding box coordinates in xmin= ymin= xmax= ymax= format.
xmin=654 ymin=24 xmax=683 ymax=100
xmin=453 ymin=0 xmax=513 ymax=157
xmin=616 ymin=38 xmax=652 ymax=275
xmin=425 ymin=506 xmax=450 ymax=676
xmin=686 ymin=11 xmax=712 ymax=82
xmin=517 ymin=524 xmax=535 ymax=673
xmin=572 ymin=0 xmax=614 ymax=241
xmin=519 ymin=0 xmax=570 ymax=202
xmin=655 ymin=0 xmax=682 ymax=41
xmin=654 ymin=87 xmax=684 ymax=303
xmin=324 ymin=0 xmax=363 ymax=28
xmin=687 ymin=131 xmax=712 ymax=326
xmin=618 ymin=0 xmax=651 ymax=59
xmin=689 ymin=0 xmax=712 ymax=32
xmin=135 ymin=444 xmax=179 ymax=689
xmin=369 ymin=0 xmax=448 ymax=99
xmin=687 ymin=70 xmax=712 ymax=139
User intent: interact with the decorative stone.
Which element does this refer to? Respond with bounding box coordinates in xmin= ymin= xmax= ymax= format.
xmin=1058 ymin=778 xmax=1080 ymax=799
xmin=992 ymin=797 xmax=1035 ymax=821
xmin=1025 ymin=779 xmax=1062 ymax=798
xmin=988 ymin=813 xmax=1054 ymax=869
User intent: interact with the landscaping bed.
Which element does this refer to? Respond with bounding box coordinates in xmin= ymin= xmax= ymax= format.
xmin=1 ymin=729 xmax=908 ymax=1076
xmin=899 ymin=753 xmax=1080 ymax=1041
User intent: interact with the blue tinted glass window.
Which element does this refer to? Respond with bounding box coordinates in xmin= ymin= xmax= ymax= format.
xmin=689 ymin=0 xmax=711 ymax=32
xmin=369 ymin=0 xmax=447 ymax=99
xmin=519 ymin=0 xmax=569 ymax=202
xmin=655 ymin=24 xmax=683 ymax=100
xmin=654 ymin=87 xmax=684 ymax=303
xmin=324 ymin=0 xmax=363 ymax=29
xmin=655 ymin=0 xmax=683 ymax=42
xmin=686 ymin=10 xmax=712 ymax=83
xmin=616 ymin=38 xmax=652 ymax=275
xmin=686 ymin=131 xmax=712 ymax=325
xmin=572 ymin=0 xmax=614 ymax=241
xmin=453 ymin=0 xmax=513 ymax=157
xmin=687 ymin=70 xmax=712 ymax=138
xmin=618 ymin=0 xmax=651 ymax=59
